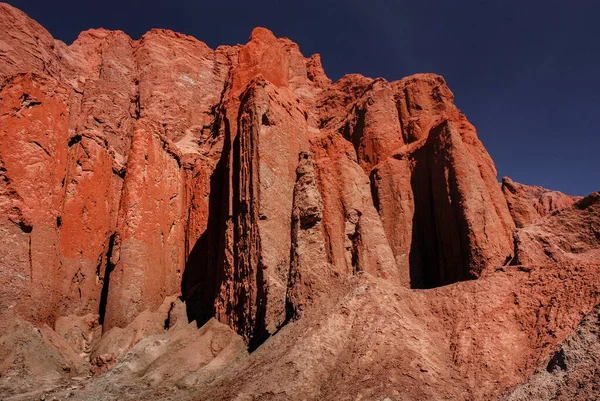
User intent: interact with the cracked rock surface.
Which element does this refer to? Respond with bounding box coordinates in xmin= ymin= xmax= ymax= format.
xmin=0 ymin=3 xmax=599 ymax=400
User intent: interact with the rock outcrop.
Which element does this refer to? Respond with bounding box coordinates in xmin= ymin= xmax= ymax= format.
xmin=502 ymin=176 xmax=582 ymax=228
xmin=501 ymin=304 xmax=600 ymax=401
xmin=0 ymin=3 xmax=599 ymax=401
xmin=513 ymin=192 xmax=600 ymax=266
xmin=0 ymin=72 xmax=70 ymax=325
xmin=368 ymin=75 xmax=516 ymax=288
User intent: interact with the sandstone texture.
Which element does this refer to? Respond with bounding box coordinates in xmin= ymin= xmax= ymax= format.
xmin=513 ymin=192 xmax=600 ymax=266
xmin=502 ymin=176 xmax=582 ymax=228
xmin=501 ymin=303 xmax=600 ymax=401
xmin=0 ymin=3 xmax=599 ymax=401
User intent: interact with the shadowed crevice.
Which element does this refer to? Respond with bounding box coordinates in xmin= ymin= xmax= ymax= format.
xmin=98 ymin=233 xmax=116 ymax=326
xmin=181 ymin=118 xmax=230 ymax=328
xmin=409 ymin=122 xmax=475 ymax=288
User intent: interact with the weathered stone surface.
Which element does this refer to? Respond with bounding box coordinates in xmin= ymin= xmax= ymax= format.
xmin=68 ymin=30 xmax=137 ymax=162
xmin=341 ymin=78 xmax=404 ymax=170
xmin=501 ymin=303 xmax=600 ymax=401
xmin=286 ymin=151 xmax=331 ymax=319
xmin=513 ymin=192 xmax=600 ymax=266
xmin=212 ymin=78 xmax=310 ymax=346
xmin=280 ymin=37 xmax=330 ymax=106
xmin=135 ymin=29 xmax=234 ymax=153
xmin=370 ymin=75 xmax=515 ymax=287
xmin=502 ymin=176 xmax=582 ymax=228
xmin=0 ymin=313 xmax=89 ymax=398
xmin=0 ymin=73 xmax=69 ymax=325
xmin=231 ymin=27 xmax=289 ymax=95
xmin=369 ymin=156 xmax=415 ymax=286
xmin=56 ymin=135 xmax=123 ymax=318
xmin=392 ymin=73 xmax=457 ymax=143
xmin=54 ymin=313 xmax=101 ymax=359
xmin=1 ymin=4 xmax=599 ymax=400
xmin=410 ymin=120 xmax=515 ymax=286
xmin=316 ymin=73 xmax=373 ymax=133
xmin=92 ymin=295 xmax=182 ymax=361
xmin=0 ymin=3 xmax=66 ymax=84
xmin=310 ymin=131 xmax=399 ymax=282
xmin=190 ymin=261 xmax=600 ymax=401
xmin=103 ymin=121 xmax=186 ymax=330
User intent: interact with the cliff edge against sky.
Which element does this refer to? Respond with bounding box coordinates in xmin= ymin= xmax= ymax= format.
xmin=0 ymin=3 xmax=599 ymax=400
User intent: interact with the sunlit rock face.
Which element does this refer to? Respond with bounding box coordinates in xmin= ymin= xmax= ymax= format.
xmin=1 ymin=4 xmax=599 ymax=401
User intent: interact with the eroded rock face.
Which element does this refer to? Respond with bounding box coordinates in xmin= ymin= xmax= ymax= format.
xmin=56 ymin=134 xmax=123 ymax=318
xmin=0 ymin=3 xmax=241 ymax=331
xmin=369 ymin=75 xmax=515 ymax=288
xmin=286 ymin=151 xmax=330 ymax=319
xmin=501 ymin=304 xmax=600 ymax=401
xmin=0 ymin=1 xmax=547 ymax=336
xmin=309 ymin=131 xmax=399 ymax=283
xmin=1 ymin=4 xmax=599 ymax=401
xmin=102 ymin=121 xmax=186 ymax=331
xmin=0 ymin=73 xmax=69 ymax=325
xmin=502 ymin=176 xmax=582 ymax=228
xmin=513 ymin=192 xmax=600 ymax=266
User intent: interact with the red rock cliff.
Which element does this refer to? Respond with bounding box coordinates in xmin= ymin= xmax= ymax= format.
xmin=0 ymin=2 xmax=517 ymax=339
xmin=0 ymin=1 xmax=597 ymax=366
xmin=2 ymin=4 xmax=600 ymax=401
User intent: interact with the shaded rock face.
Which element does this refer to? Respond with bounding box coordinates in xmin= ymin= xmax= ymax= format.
xmin=1 ymin=4 xmax=600 ymax=401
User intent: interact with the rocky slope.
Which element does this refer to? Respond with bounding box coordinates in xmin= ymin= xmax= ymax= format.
xmin=501 ymin=177 xmax=582 ymax=228
xmin=501 ymin=303 xmax=600 ymax=401
xmin=0 ymin=3 xmax=598 ymax=400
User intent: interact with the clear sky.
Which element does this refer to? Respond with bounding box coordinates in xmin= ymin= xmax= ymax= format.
xmin=8 ymin=0 xmax=599 ymax=195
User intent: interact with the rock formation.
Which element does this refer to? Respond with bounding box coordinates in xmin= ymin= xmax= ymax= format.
xmin=501 ymin=176 xmax=582 ymax=228
xmin=0 ymin=3 xmax=599 ymax=400
xmin=513 ymin=192 xmax=600 ymax=266
xmin=501 ymin=303 xmax=600 ymax=401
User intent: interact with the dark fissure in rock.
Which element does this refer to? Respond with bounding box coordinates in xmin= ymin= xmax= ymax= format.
xmin=181 ymin=117 xmax=229 ymax=328
xmin=68 ymin=135 xmax=82 ymax=148
xmin=98 ymin=233 xmax=116 ymax=326
xmin=547 ymin=348 xmax=568 ymax=373
xmin=408 ymin=123 xmax=475 ymax=289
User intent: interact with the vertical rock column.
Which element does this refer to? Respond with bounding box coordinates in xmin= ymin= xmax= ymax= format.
xmin=310 ymin=132 xmax=399 ymax=282
xmin=286 ymin=151 xmax=330 ymax=319
xmin=55 ymin=30 xmax=136 ymax=317
xmin=102 ymin=120 xmax=186 ymax=330
xmin=0 ymin=73 xmax=69 ymax=324
xmin=370 ymin=74 xmax=515 ymax=287
xmin=214 ymin=78 xmax=309 ymax=346
xmin=56 ymin=136 xmax=124 ymax=317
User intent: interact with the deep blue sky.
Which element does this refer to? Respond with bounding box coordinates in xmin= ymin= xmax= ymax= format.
xmin=8 ymin=0 xmax=599 ymax=195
